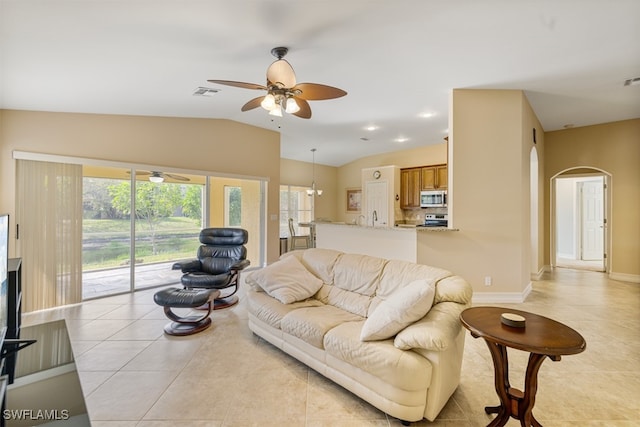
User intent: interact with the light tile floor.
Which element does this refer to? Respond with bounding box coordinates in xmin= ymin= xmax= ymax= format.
xmin=21 ymin=267 xmax=640 ymax=426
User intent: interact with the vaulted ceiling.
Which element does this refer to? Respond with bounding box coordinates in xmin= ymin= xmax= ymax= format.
xmin=1 ymin=0 xmax=639 ymax=166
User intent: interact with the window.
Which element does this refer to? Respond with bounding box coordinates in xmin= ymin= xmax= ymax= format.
xmin=280 ymin=185 xmax=313 ymax=237
xmin=224 ymin=186 xmax=242 ymax=227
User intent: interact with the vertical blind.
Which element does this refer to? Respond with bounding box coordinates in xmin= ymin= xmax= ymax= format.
xmin=16 ymin=159 xmax=83 ymax=312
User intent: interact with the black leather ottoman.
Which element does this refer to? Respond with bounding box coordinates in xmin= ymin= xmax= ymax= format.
xmin=153 ymin=288 xmax=220 ymax=336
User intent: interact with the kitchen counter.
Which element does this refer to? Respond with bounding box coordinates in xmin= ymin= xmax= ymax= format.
xmin=322 ymin=222 xmax=457 ymax=231
xmin=314 ymin=222 xmax=458 ymax=262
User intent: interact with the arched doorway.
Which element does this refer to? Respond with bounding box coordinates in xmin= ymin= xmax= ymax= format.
xmin=551 ymin=167 xmax=609 ymax=272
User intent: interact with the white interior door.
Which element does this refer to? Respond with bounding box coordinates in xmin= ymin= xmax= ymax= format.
xmin=580 ymin=180 xmax=604 ymax=260
xmin=365 ymin=181 xmax=388 ymax=227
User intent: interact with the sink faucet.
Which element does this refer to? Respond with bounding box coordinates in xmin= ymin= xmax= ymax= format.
xmin=372 ymin=210 xmax=378 ymax=226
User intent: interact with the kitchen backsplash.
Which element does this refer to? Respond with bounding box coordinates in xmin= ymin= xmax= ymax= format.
xmin=399 ymin=207 xmax=448 ymax=224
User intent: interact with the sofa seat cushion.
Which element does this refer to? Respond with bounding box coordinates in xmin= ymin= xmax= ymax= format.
xmin=247 ymin=289 xmax=324 ymax=330
xmin=280 ymin=306 xmax=364 ymax=349
xmin=324 ymin=321 xmax=433 ymax=391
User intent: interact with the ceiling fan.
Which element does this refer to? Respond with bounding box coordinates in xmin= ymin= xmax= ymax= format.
xmin=208 ymin=47 xmax=347 ymax=119
xmin=132 ymin=171 xmax=190 ymax=183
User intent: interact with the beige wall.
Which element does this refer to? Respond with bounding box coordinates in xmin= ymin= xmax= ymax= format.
xmin=544 ymin=119 xmax=640 ymax=280
xmin=0 ymin=110 xmax=282 ymax=263
xmin=416 ymin=89 xmax=542 ymax=299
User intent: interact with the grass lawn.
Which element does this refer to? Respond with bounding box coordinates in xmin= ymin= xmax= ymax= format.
xmin=83 ymin=216 xmax=201 ymax=270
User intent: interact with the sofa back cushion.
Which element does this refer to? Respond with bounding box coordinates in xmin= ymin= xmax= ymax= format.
xmin=315 ymin=253 xmax=387 ymax=317
xmin=282 ymin=248 xmax=342 ymax=284
xmin=370 ymin=260 xmax=452 ymax=316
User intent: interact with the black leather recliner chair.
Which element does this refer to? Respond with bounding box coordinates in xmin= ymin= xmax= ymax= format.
xmin=172 ymin=228 xmax=250 ymax=309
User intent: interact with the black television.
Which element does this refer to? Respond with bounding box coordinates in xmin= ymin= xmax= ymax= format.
xmin=0 ymin=214 xmax=8 ymax=346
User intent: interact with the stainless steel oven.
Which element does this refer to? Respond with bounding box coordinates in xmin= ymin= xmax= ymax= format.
xmin=422 ymin=213 xmax=448 ymax=227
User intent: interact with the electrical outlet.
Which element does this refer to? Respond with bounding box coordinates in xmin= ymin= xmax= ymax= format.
xmin=484 ymin=276 xmax=492 ymax=286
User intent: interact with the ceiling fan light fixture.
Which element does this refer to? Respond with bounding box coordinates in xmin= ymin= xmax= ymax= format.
xmin=261 ymin=93 xmax=276 ymax=110
xmin=149 ymin=172 xmax=164 ymax=183
xmin=208 ymin=46 xmax=346 ymax=121
xmin=268 ymin=104 xmax=283 ymax=117
xmin=285 ymin=97 xmax=300 ymax=114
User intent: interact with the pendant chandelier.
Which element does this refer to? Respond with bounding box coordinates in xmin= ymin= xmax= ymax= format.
xmin=306 ymin=148 xmax=323 ymax=196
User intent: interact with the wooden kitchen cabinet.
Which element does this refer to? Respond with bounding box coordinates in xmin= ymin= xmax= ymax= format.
xmin=421 ymin=164 xmax=447 ymax=190
xmin=400 ymin=168 xmax=421 ymax=208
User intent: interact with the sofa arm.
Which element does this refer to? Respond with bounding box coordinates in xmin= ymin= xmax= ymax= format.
xmin=393 ymin=302 xmax=468 ymax=351
xmin=172 ymin=259 xmax=201 ymax=273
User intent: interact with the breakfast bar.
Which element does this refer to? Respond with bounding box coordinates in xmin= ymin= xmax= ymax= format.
xmin=314 ymin=222 xmax=457 ymax=262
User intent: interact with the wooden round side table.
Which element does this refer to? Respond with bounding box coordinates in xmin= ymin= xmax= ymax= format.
xmin=460 ymin=307 xmax=586 ymax=427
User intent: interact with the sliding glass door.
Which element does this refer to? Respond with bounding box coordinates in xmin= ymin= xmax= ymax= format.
xmin=82 ymin=175 xmax=134 ymax=298
xmin=82 ymin=166 xmax=264 ymax=299
xmin=133 ymin=174 xmax=204 ymax=291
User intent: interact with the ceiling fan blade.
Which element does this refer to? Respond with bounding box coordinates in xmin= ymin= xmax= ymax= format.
xmin=266 ymin=59 xmax=296 ymax=88
xmin=164 ymin=173 xmax=190 ymax=182
xmin=292 ymin=98 xmax=312 ymax=119
xmin=127 ymin=170 xmax=151 ymax=176
xmin=207 ymin=80 xmax=268 ymax=90
xmin=293 ymin=83 xmax=347 ymax=100
xmin=241 ymin=96 xmax=266 ymax=111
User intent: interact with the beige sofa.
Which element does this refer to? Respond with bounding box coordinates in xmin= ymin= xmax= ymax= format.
xmin=245 ymin=248 xmax=472 ymax=423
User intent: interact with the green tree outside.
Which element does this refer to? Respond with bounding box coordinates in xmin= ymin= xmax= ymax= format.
xmin=183 ymin=185 xmax=202 ymax=219
xmin=109 ymin=181 xmax=182 ymax=255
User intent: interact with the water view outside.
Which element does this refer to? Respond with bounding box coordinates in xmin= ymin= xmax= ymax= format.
xmin=83 ymin=177 xmax=204 ymax=298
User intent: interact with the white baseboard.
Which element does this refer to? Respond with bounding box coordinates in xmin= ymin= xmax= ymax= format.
xmin=531 ymin=267 xmax=545 ymax=280
xmin=609 ymin=271 xmax=640 ymax=284
xmin=472 ymin=282 xmax=532 ymax=304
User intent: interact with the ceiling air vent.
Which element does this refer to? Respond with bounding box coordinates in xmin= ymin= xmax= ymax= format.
xmin=623 ymin=77 xmax=640 ymax=87
xmin=193 ymin=87 xmax=220 ymax=96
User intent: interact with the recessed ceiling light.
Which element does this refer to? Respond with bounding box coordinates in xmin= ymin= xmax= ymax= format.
xmin=418 ymin=112 xmax=435 ymax=118
xmin=364 ymin=125 xmax=379 ymax=131
xmin=623 ymin=77 xmax=640 ymax=86
xmin=394 ymin=137 xmax=409 ymax=143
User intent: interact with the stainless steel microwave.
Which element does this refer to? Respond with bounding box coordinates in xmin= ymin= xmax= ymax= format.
xmin=420 ymin=190 xmax=447 ymax=208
